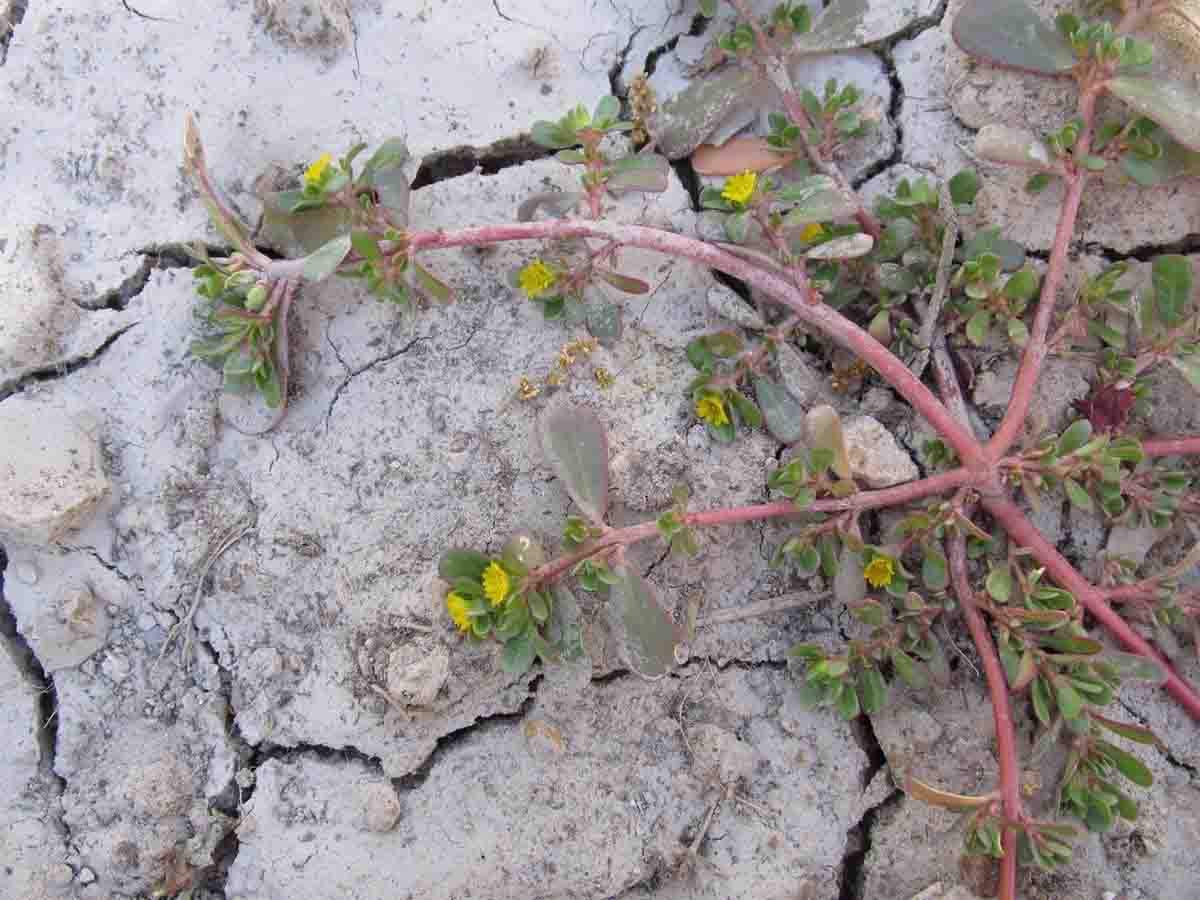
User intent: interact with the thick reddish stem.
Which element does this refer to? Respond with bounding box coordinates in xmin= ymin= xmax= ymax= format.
xmin=409 ymin=220 xmax=985 ymax=468
xmin=948 ymin=534 xmax=1020 ymax=900
xmin=988 ymin=86 xmax=1102 ymax=460
xmin=983 ymin=494 xmax=1200 ymax=721
xmin=1142 ymin=436 xmax=1200 ymax=458
xmin=530 ymin=469 xmax=975 ymax=585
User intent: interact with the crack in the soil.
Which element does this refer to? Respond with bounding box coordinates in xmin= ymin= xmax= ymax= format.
xmin=837 ymin=786 xmax=904 ymax=900
xmin=1087 ymin=233 xmax=1200 ymax=263
xmin=393 ymin=672 xmax=544 ymax=794
xmin=0 ymin=0 xmax=28 ymax=66
xmin=1117 ymin=697 xmax=1199 ymax=777
xmin=79 ymin=244 xmax=198 ymax=312
xmin=410 ymin=135 xmax=553 ymax=190
xmin=324 ymin=333 xmax=431 ymax=430
xmin=0 ymin=544 xmax=71 ymax=845
xmin=0 ymin=323 xmax=138 ymax=403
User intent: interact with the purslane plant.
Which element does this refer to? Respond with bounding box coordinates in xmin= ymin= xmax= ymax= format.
xmin=180 ymin=1 xmax=1200 ymax=896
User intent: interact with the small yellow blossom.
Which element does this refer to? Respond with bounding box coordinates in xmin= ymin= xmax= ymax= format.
xmin=864 ymin=555 xmax=896 ymax=589
xmin=304 ymin=153 xmax=333 ymax=188
xmin=518 ymin=259 xmax=558 ymax=299
xmin=799 ymin=222 xmax=826 ymax=243
xmin=593 ymin=366 xmax=615 ymax=389
xmin=695 ymin=394 xmax=730 ymax=427
xmin=446 ymin=591 xmax=472 ymax=632
xmin=482 ymin=561 xmax=511 ymax=607
xmin=721 ymin=170 xmax=758 ymax=206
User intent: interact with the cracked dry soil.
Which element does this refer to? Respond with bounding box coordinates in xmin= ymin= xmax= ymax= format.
xmin=2 ymin=1 xmax=1199 ymax=899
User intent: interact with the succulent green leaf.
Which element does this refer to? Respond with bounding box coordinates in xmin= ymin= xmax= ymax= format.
xmin=922 ymin=547 xmax=949 ymax=591
xmin=780 ymin=175 xmax=855 ymax=228
xmin=1151 ymin=254 xmax=1193 ymax=328
xmin=804 ymin=234 xmax=874 ymax=260
xmin=836 ymin=682 xmax=861 ymax=719
xmin=754 ymin=377 xmax=805 ymax=443
xmin=302 ymin=233 xmax=353 ymax=282
xmin=606 ymin=154 xmax=670 ymax=195
xmin=890 ymin=647 xmax=928 ymax=689
xmin=948 ymin=169 xmax=980 ymax=205
xmin=699 ymin=0 xmax=717 ymax=16
xmin=1055 ymin=678 xmax=1085 ymax=720
xmin=1057 ymin=419 xmax=1092 ymax=456
xmin=1026 ymin=172 xmax=1054 ymax=193
xmin=611 ymin=566 xmax=681 ymax=678
xmin=975 ymin=124 xmax=1053 ymax=168
xmin=1100 ymin=651 xmax=1168 ymax=686
xmin=1064 ymin=478 xmax=1094 ymax=512
xmin=439 ymin=549 xmax=491 ymax=581
xmin=1108 ymin=77 xmax=1200 ymax=152
xmin=538 ymin=404 xmax=611 ymax=524
xmin=1032 ymin=675 xmax=1052 ymax=725
xmin=858 ymin=666 xmax=887 ymax=714
xmin=962 ymin=227 xmax=1026 ymax=271
xmin=1097 ymin=740 xmax=1153 ymax=787
xmin=727 ymin=391 xmax=763 ymax=428
xmin=593 ymin=95 xmax=620 ymax=125
xmin=1089 ymin=712 xmax=1160 ymax=745
xmin=531 ymin=120 xmax=577 ymax=149
xmin=951 ymin=0 xmax=1076 ymax=75
xmin=413 ymin=262 xmax=452 ymax=303
xmin=1004 ymin=268 xmax=1039 ymax=301
xmin=986 ymin=567 xmax=1013 ymax=604
xmin=501 ymin=632 xmax=537 ymax=676
xmin=805 ymin=405 xmax=852 ymax=480
xmin=966 ymin=309 xmax=992 ymax=346
xmin=586 ymin=303 xmax=623 ymax=347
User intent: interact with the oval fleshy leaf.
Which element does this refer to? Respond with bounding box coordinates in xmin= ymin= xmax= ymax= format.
xmin=586 ymin=303 xmax=622 ymax=347
xmin=611 ymin=566 xmax=681 ymax=678
xmin=805 ymin=234 xmax=874 ymax=260
xmin=805 ymin=405 xmax=852 ymax=479
xmin=362 ymin=137 xmax=412 ymax=226
xmin=692 ymin=137 xmax=797 ymax=175
xmin=606 ymin=154 xmax=670 ymax=195
xmin=439 ymin=549 xmax=491 ymax=581
xmin=302 ymin=233 xmax=353 ymax=282
xmin=793 ymin=0 xmax=939 ymax=53
xmin=951 ymin=0 xmax=1076 ymax=76
xmin=1108 ymin=77 xmax=1200 ymax=152
xmin=538 ymin=404 xmax=611 ymax=524
xmin=779 ymin=175 xmax=856 ymax=228
xmin=975 ymin=124 xmax=1053 ymax=168
xmin=754 ymin=377 xmax=805 ymax=443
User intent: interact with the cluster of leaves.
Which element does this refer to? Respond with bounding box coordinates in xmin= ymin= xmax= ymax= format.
xmin=684 ymin=330 xmax=764 ymax=441
xmin=978 ymin=557 xmax=1167 ymax=831
xmin=190 ymin=257 xmax=282 ymax=407
xmin=437 ymin=543 xmax=559 ymax=676
xmin=790 ymin=583 xmax=945 ymax=719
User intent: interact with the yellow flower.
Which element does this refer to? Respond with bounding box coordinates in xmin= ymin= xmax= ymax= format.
xmin=446 ymin=591 xmax=472 ymax=632
xmin=864 ymin=555 xmax=896 ymax=589
xmin=482 ymin=561 xmax=511 ymax=607
xmin=799 ymin=222 xmax=826 ymax=243
xmin=518 ymin=259 xmax=558 ymax=299
xmin=695 ymin=394 xmax=730 ymax=427
xmin=721 ymin=170 xmax=758 ymax=206
xmin=304 ymin=152 xmax=333 ymax=188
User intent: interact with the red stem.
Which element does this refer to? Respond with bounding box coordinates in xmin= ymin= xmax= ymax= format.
xmin=1142 ymin=436 xmax=1200 ymax=458
xmin=948 ymin=534 xmax=1020 ymax=900
xmin=530 ymin=468 xmax=975 ymax=585
xmin=408 ymin=220 xmax=985 ymax=469
xmin=983 ymin=494 xmax=1200 ymax=720
xmin=987 ymin=85 xmax=1101 ymax=460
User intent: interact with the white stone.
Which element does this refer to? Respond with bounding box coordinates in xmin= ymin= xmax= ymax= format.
xmin=385 ymin=640 xmax=450 ymax=708
xmin=842 ymin=416 xmax=919 ymax=488
xmin=0 ymin=397 xmax=111 ymax=545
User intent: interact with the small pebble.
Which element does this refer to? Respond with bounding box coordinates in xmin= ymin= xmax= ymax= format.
xmin=76 ymin=867 xmax=96 ymax=885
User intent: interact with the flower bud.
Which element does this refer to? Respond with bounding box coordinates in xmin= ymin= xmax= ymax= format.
xmin=245 ymin=283 xmax=269 ymax=311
